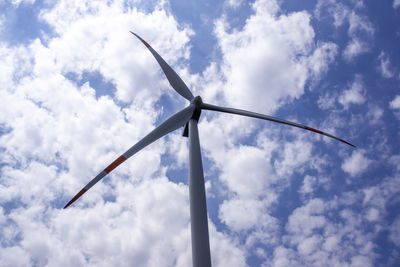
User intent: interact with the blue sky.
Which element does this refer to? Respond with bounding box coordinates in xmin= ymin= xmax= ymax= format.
xmin=0 ymin=0 xmax=399 ymax=266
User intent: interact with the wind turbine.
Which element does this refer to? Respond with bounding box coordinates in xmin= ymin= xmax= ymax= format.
xmin=64 ymin=31 xmax=355 ymax=267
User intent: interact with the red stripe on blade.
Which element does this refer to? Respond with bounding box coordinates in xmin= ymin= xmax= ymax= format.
xmin=141 ymin=40 xmax=151 ymax=48
xmin=129 ymin=31 xmax=151 ymax=48
xmin=304 ymin=126 xmax=324 ymax=135
xmin=104 ymin=155 xmax=127 ymax=174
xmin=64 ymin=188 xmax=87 ymax=209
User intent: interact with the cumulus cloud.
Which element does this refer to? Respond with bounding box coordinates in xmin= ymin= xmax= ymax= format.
xmin=215 ymin=145 xmax=280 ymax=247
xmin=307 ymin=42 xmax=338 ymax=84
xmin=341 ymin=150 xmax=372 ymax=177
xmin=339 ymin=76 xmax=366 ymax=108
xmin=315 ymin=1 xmax=374 ymax=61
xmin=390 ymin=95 xmax=400 ymax=119
xmin=317 ymin=91 xmax=338 ymax=110
xmin=0 ymin=1 xmax=244 ymax=266
xmin=394 ymin=0 xmax=400 ymax=9
xmin=365 ymin=207 xmax=379 ymax=222
xmin=226 ymin=0 xmax=243 ymax=9
xmin=366 ymin=104 xmax=384 ymax=125
xmin=390 ymin=95 xmax=400 ymax=110
xmin=1 ymin=178 xmax=193 ymax=267
xmin=40 ymin=1 xmax=193 ymax=104
xmin=347 ymin=11 xmax=374 ymax=37
xmin=346 ymin=8 xmax=374 ymax=57
xmin=0 ymin=14 xmax=5 ymax=33
xmin=318 ymin=76 xmax=371 ymax=113
xmin=2 ymin=0 xmax=395 ymax=265
xmin=315 ymin=0 xmax=349 ymax=27
xmin=218 ymin=146 xmax=274 ymax=199
xmin=343 ymin=37 xmax=369 ymax=61
xmin=389 ymin=216 xmax=400 ymax=247
xmin=299 ymin=175 xmax=317 ymax=195
xmin=378 ymin=52 xmax=394 ymax=78
xmin=274 ymin=138 xmax=313 ymax=177
xmin=211 ymin=0 xmax=336 ymax=114
xmin=9 ymin=0 xmax=35 ymax=6
xmin=270 ymin=195 xmax=380 ymax=266
xmin=343 ymin=11 xmax=374 ymax=61
xmin=286 ymin=198 xmax=326 ymax=237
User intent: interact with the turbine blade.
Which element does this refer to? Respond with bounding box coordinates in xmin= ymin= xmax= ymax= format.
xmin=202 ymin=103 xmax=355 ymax=147
xmin=64 ymin=105 xmax=195 ymax=209
xmin=130 ymin=31 xmax=194 ymax=101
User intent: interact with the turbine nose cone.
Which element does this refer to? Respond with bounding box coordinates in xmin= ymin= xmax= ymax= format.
xmin=190 ymin=96 xmax=202 ymax=121
xmin=191 ymin=96 xmax=203 ymax=108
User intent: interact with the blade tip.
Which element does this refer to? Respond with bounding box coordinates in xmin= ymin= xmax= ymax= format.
xmin=347 ymin=142 xmax=356 ymax=148
xmin=63 ymin=188 xmax=88 ymax=209
xmin=129 ymin=30 xmax=151 ymax=48
xmin=339 ymin=138 xmax=356 ymax=148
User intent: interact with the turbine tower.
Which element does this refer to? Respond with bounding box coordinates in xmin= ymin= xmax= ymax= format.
xmin=64 ymin=31 xmax=355 ymax=267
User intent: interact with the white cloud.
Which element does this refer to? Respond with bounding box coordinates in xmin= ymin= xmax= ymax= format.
xmin=317 ymin=92 xmax=337 ymax=110
xmin=200 ymin=7 xmax=342 ymax=241
xmin=226 ymin=0 xmax=243 ymax=9
xmin=362 ymin=174 xmax=400 ymax=215
xmin=201 ymin=112 xmax=330 ymax=249
xmin=344 ymin=11 xmax=374 ymax=61
xmin=348 ymin=11 xmax=374 ymax=37
xmin=272 ymin=196 xmax=380 ymax=266
xmin=0 ymin=14 xmax=5 ymax=33
xmin=208 ymin=223 xmax=247 ymax=267
xmin=212 ymin=0 xmax=332 ymax=114
xmin=389 ymin=155 xmax=400 ymax=172
xmin=390 ymin=95 xmax=400 ymax=110
xmin=378 ymin=52 xmax=394 ymax=78
xmin=271 ymin=246 xmax=298 ymax=267
xmin=339 ymin=76 xmax=366 ymax=108
xmin=389 ymin=95 xmax=400 ymax=119
xmin=315 ymin=0 xmax=349 ymax=27
xmin=365 ymin=208 xmax=379 ymax=222
xmin=366 ymin=105 xmax=384 ymax=124
xmin=0 ymin=0 xmax=263 ymax=265
xmin=299 ymin=175 xmax=317 ymax=195
xmin=323 ymin=235 xmax=340 ymax=252
xmin=389 ymin=216 xmax=400 ymax=247
xmin=219 ymin=197 xmax=276 ymax=232
xmin=199 ymin=3 xmax=338 ymax=244
xmin=1 ymin=178 xmax=194 ymax=267
xmin=1 ymin=0 xmax=396 ymax=265
xmin=0 ymin=246 xmax=32 ymax=267
xmin=274 ymin=138 xmax=313 ymax=177
xmin=341 ymin=150 xmax=372 ymax=177
xmin=215 ymin=145 xmax=280 ymax=246
xmin=219 ymin=146 xmax=274 ymax=199
xmin=286 ymin=198 xmax=326 ymax=237
xmin=343 ymin=37 xmax=369 ymax=61
xmin=394 ymin=0 xmax=400 ymax=9
xmin=297 ymin=235 xmax=322 ymax=255
xmin=10 ymin=0 xmax=35 ymax=6
xmin=315 ymin=1 xmax=374 ymax=61
xmin=0 ymin=2 xmax=187 ymax=267
xmin=0 ymin=44 xmax=33 ymax=89
xmin=40 ymin=2 xmax=193 ymax=104
xmin=307 ymin=42 xmax=338 ymax=83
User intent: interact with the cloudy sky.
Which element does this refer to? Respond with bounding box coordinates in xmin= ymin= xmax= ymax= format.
xmin=1 ymin=0 xmax=399 ymax=266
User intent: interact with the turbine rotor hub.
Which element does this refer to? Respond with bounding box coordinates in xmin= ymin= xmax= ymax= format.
xmin=190 ymin=96 xmax=202 ymax=121
xmin=191 ymin=96 xmax=203 ymax=107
